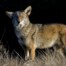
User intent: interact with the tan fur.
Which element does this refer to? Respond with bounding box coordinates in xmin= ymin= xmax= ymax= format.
xmin=18 ymin=19 xmax=66 ymax=60
xmin=6 ymin=6 xmax=66 ymax=61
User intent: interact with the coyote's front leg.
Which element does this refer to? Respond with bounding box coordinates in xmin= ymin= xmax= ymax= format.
xmin=30 ymin=44 xmax=35 ymax=61
xmin=25 ymin=45 xmax=35 ymax=61
xmin=25 ymin=49 xmax=30 ymax=60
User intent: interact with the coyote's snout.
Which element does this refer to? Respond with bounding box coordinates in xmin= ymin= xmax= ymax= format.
xmin=6 ymin=6 xmax=66 ymax=61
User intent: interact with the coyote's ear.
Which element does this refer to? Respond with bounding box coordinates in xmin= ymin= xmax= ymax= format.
xmin=6 ymin=11 xmax=13 ymax=18
xmin=24 ymin=6 xmax=32 ymax=16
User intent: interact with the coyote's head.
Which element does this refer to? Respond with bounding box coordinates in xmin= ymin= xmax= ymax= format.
xmin=6 ymin=6 xmax=32 ymax=30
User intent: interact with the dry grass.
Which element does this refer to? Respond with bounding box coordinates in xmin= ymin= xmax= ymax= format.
xmin=0 ymin=41 xmax=66 ymax=66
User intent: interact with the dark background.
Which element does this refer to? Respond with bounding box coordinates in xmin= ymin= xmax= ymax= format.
xmin=0 ymin=0 xmax=66 ymax=57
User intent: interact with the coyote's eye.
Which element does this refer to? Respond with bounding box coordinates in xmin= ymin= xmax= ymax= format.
xmin=18 ymin=15 xmax=23 ymax=22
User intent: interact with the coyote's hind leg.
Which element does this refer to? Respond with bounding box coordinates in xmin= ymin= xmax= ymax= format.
xmin=61 ymin=33 xmax=66 ymax=55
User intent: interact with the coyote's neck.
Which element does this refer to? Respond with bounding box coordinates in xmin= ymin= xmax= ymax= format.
xmin=20 ymin=23 xmax=35 ymax=38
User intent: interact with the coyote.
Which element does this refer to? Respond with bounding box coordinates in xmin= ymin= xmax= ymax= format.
xmin=6 ymin=6 xmax=66 ymax=61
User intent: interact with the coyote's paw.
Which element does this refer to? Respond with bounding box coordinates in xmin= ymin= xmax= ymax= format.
xmin=25 ymin=56 xmax=30 ymax=61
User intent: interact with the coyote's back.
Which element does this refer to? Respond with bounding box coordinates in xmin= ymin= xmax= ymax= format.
xmin=6 ymin=6 xmax=66 ymax=61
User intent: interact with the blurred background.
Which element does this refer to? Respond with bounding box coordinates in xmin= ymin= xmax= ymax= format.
xmin=0 ymin=0 xmax=66 ymax=57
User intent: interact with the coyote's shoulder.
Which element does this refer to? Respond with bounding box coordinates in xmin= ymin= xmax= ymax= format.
xmin=6 ymin=6 xmax=66 ymax=61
